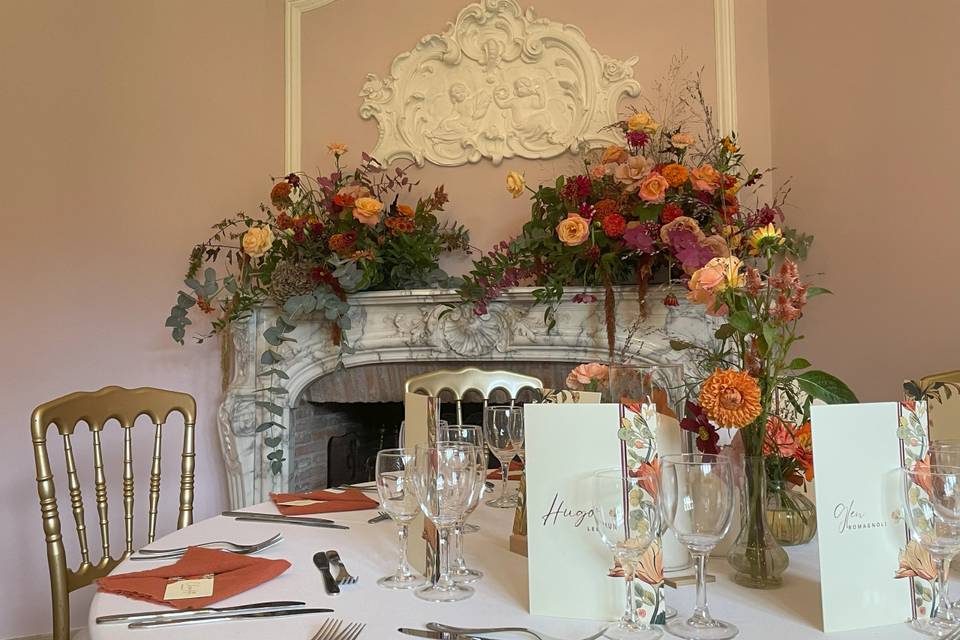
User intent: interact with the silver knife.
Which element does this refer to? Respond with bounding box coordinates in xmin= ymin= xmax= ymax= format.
xmin=313 ymin=551 xmax=340 ymax=596
xmin=128 ymin=607 xmax=333 ymax=628
xmin=398 ymin=628 xmax=480 ymax=640
xmin=222 ymin=511 xmax=334 ymax=524
xmin=96 ymin=601 xmax=306 ymax=624
xmin=233 ymin=516 xmax=349 ymax=530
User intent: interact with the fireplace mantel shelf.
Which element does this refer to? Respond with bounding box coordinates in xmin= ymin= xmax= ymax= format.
xmin=217 ymin=286 xmax=714 ymax=508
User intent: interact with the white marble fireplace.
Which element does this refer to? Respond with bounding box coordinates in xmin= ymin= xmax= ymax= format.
xmin=217 ymin=287 xmax=712 ymax=509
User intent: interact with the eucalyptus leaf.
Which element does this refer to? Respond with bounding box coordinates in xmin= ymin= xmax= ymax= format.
xmin=271 ymin=460 xmax=283 ymax=475
xmin=177 ymin=292 xmax=196 ymax=309
xmin=255 ymin=400 xmax=284 ymax=416
xmin=807 ymin=287 xmax=832 ymax=298
xmin=283 ymin=294 xmax=316 ymax=318
xmin=264 ymin=435 xmax=282 ymax=448
xmin=714 ymin=324 xmax=736 ymax=340
xmin=255 ymin=421 xmax=284 ymax=433
xmin=669 ymin=339 xmax=698 ymax=351
xmin=260 ymin=350 xmax=282 ymax=366
xmin=258 ymin=368 xmax=290 ymax=380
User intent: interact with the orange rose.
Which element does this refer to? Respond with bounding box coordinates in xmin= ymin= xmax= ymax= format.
xmin=600 ymin=145 xmax=629 ymax=164
xmin=690 ymin=164 xmax=722 ymax=193
xmin=638 ymin=173 xmax=670 ymax=203
xmin=660 ymin=163 xmax=689 ymax=188
xmin=352 ymin=197 xmax=384 ymax=226
xmin=397 ymin=204 xmax=415 ymax=218
xmin=687 ymin=256 xmax=743 ymax=314
xmin=556 ymin=213 xmax=590 ymax=246
xmin=670 ymin=132 xmax=696 ymax=149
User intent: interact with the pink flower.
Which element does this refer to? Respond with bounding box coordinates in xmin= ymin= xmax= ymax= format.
xmin=763 ymin=416 xmax=799 ymax=457
xmin=895 ymin=541 xmax=937 ymax=581
xmin=566 ymin=363 xmax=609 ymax=390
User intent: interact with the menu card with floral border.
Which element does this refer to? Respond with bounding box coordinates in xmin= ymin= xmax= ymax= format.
xmin=525 ymin=403 xmax=666 ymax=624
xmin=810 ymin=401 xmax=929 ymax=632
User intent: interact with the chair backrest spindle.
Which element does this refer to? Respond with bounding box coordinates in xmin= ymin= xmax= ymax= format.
xmin=61 ymin=434 xmax=90 ymax=566
xmin=147 ymin=422 xmax=163 ymax=542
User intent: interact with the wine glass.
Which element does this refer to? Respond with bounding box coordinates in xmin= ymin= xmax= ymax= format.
xmin=900 ymin=465 xmax=960 ymax=636
xmin=374 ymin=448 xmax=426 ymax=590
xmin=507 ymin=407 xmax=525 ymax=464
xmin=659 ymin=454 xmax=738 ymax=640
xmin=484 ymin=405 xmax=519 ymax=508
xmin=411 ymin=443 xmax=480 ymax=602
xmin=592 ymin=468 xmax=662 ymax=640
xmin=927 ymin=441 xmax=960 ymax=613
xmin=439 ymin=425 xmax=485 ymax=583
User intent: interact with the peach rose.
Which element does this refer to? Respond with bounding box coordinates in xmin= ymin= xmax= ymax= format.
xmin=590 ymin=164 xmax=607 ymax=179
xmin=614 ymin=155 xmax=654 ymax=190
xmin=506 ymin=170 xmax=525 ymax=198
xmin=670 ymin=132 xmax=696 ymax=149
xmin=687 ymin=256 xmax=744 ymax=313
xmin=601 ymin=145 xmax=629 ymax=164
xmin=690 ymin=164 xmax=722 ymax=193
xmin=352 ymin=197 xmax=384 ymax=226
xmin=241 ymin=226 xmax=275 ymax=258
xmin=566 ymin=363 xmax=609 ymax=390
xmin=638 ymin=173 xmax=670 ymax=203
xmin=660 ymin=163 xmax=689 ymax=188
xmin=627 ymin=111 xmax=659 ymax=133
xmin=556 ymin=213 xmax=591 ymax=246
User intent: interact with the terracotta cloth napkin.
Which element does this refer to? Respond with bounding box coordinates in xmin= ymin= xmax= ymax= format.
xmin=96 ymin=547 xmax=291 ymax=609
xmin=269 ymin=488 xmax=378 ymax=515
xmin=487 ymin=459 xmax=524 ymax=480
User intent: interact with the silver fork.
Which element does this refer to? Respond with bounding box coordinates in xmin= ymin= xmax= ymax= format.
xmin=137 ymin=533 xmax=282 ymax=555
xmin=427 ymin=622 xmax=608 ymax=640
xmin=131 ymin=534 xmax=283 ymax=561
xmin=311 ymin=618 xmax=365 ymax=640
xmin=325 ymin=550 xmax=358 ymax=585
xmin=367 ymin=511 xmax=390 ymax=524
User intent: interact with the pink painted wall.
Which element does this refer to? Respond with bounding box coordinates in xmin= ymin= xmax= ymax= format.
xmin=766 ymin=1 xmax=960 ymax=401
xmin=0 ymin=1 xmax=773 ymax=636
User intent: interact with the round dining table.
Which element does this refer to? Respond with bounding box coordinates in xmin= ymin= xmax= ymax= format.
xmin=88 ymin=491 xmax=922 ymax=640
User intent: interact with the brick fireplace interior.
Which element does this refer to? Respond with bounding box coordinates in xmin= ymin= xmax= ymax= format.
xmin=289 ymin=361 xmax=580 ymax=491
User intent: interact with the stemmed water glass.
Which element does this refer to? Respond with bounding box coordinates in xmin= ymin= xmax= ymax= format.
xmin=659 ymin=454 xmax=738 ymax=640
xmin=439 ymin=425 xmax=485 ymax=583
xmin=592 ymin=468 xmax=662 ymax=640
xmin=484 ymin=405 xmax=520 ymax=508
xmin=507 ymin=406 xmax=525 ymax=464
xmin=928 ymin=440 xmax=960 ymax=613
xmin=900 ymin=465 xmax=960 ymax=636
xmin=411 ymin=443 xmax=480 ymax=602
xmin=374 ymin=448 xmax=426 ymax=590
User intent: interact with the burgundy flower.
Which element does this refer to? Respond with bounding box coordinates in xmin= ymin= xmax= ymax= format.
xmin=572 ymin=293 xmax=599 ymax=304
xmin=680 ymin=401 xmax=720 ymax=454
xmin=669 ymin=228 xmax=715 ymax=272
xmin=627 ymin=130 xmax=649 ymax=148
xmin=561 ymin=175 xmax=593 ymax=202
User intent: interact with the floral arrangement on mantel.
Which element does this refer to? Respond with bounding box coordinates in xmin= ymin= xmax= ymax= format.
xmin=458 ymin=65 xmax=807 ymax=357
xmin=165 ymin=144 xmax=470 ymax=474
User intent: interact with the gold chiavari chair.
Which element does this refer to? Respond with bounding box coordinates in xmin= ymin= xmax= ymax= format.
xmin=904 ymin=370 xmax=960 ymax=441
xmin=404 ymin=367 xmax=543 ymax=425
xmin=30 ymin=386 xmax=197 ymax=640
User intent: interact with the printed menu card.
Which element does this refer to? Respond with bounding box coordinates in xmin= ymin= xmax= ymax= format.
xmin=811 ymin=401 xmax=928 ymax=632
xmin=525 ymin=402 xmax=667 ymax=623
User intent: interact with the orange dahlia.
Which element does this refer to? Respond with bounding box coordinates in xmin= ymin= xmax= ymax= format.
xmin=699 ymin=369 xmax=762 ymax=428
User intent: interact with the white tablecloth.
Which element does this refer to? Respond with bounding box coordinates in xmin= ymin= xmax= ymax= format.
xmin=88 ymin=496 xmax=919 ymax=640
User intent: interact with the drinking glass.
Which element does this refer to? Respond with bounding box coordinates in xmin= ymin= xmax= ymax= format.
xmin=660 ymin=454 xmax=738 ymax=640
xmin=592 ymin=468 xmax=662 ymax=640
xmin=507 ymin=407 xmax=525 ymax=464
xmin=484 ymin=405 xmax=520 ymax=507
xmin=928 ymin=441 xmax=960 ymax=613
xmin=901 ymin=465 xmax=960 ymax=636
xmin=439 ymin=425 xmax=485 ymax=583
xmin=411 ymin=443 xmax=480 ymax=602
xmin=374 ymin=448 xmax=426 ymax=590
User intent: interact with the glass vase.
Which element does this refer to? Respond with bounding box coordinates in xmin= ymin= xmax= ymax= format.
xmin=727 ymin=456 xmax=790 ymax=588
xmin=765 ymin=483 xmax=817 ymax=547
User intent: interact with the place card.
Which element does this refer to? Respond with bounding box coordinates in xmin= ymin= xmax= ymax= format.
xmin=163 ymin=575 xmax=214 ymax=600
xmin=811 ymin=401 xmax=928 ymax=632
xmin=525 ymin=403 xmax=666 ymax=623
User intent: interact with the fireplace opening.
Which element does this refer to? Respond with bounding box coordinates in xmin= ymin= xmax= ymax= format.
xmin=289 ymin=361 xmax=581 ymax=491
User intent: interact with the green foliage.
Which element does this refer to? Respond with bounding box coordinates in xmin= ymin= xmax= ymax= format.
xmin=795 ymin=370 xmax=859 ymax=405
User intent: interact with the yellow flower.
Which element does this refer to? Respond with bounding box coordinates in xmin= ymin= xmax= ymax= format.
xmin=699 ymin=369 xmax=762 ymax=428
xmin=721 ymin=136 xmax=739 ymax=153
xmin=352 ymin=197 xmax=384 ymax=226
xmin=721 ymin=225 xmax=744 ymax=251
xmin=506 ymin=171 xmax=525 ymax=198
xmin=725 ymin=180 xmax=742 ymax=196
xmin=556 ymin=213 xmax=590 ymax=246
xmin=627 ymin=111 xmax=659 ymax=133
xmin=241 ymin=226 xmax=275 ymax=259
xmin=748 ymin=223 xmax=785 ymax=255
xmin=327 ymin=142 xmax=348 ymax=156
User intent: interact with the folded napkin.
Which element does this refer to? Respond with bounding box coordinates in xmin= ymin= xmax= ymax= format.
xmin=269 ymin=488 xmax=378 ymax=515
xmin=487 ymin=459 xmax=524 ymax=480
xmin=96 ymin=547 xmax=290 ymax=610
